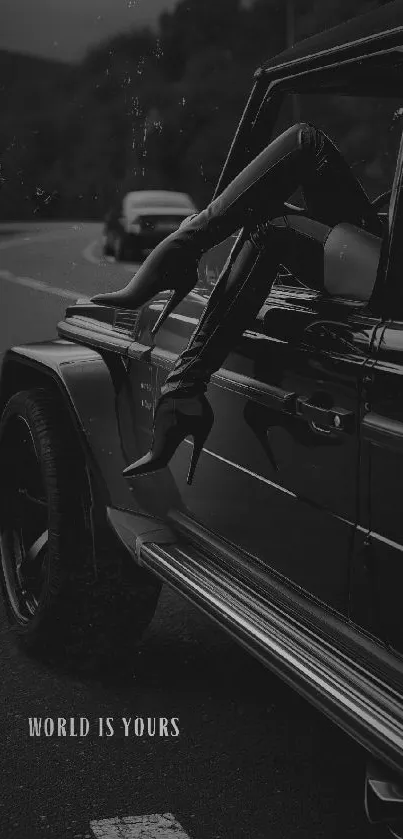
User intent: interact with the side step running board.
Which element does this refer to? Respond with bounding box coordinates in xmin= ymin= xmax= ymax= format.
xmin=107 ymin=506 xmax=403 ymax=777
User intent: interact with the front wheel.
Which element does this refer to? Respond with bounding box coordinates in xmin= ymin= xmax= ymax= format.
xmin=0 ymin=389 xmax=161 ymax=667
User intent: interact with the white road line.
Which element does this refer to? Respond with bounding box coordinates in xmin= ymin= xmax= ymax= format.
xmin=90 ymin=813 xmax=191 ymax=838
xmin=0 ymin=224 xmax=137 ymax=274
xmin=0 ymin=268 xmax=87 ymax=301
xmin=0 ymin=228 xmax=79 ymax=250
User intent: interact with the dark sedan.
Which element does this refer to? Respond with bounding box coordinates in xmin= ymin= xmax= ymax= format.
xmin=102 ymin=189 xmax=197 ymax=261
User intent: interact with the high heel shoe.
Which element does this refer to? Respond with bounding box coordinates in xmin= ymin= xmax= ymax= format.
xmin=90 ymin=142 xmax=279 ymax=318
xmin=123 ymin=394 xmax=214 ymax=484
xmin=91 ymin=232 xmax=198 ymax=313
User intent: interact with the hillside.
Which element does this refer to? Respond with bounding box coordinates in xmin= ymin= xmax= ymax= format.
xmin=0 ymin=0 xmax=390 ymax=221
xmin=0 ymin=49 xmax=72 ymax=103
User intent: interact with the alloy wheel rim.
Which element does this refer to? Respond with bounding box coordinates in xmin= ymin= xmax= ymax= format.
xmin=0 ymin=415 xmax=50 ymax=624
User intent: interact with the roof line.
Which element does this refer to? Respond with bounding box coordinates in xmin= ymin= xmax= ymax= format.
xmin=257 ymin=23 xmax=403 ymax=78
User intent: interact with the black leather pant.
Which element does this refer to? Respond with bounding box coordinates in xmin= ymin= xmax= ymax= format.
xmin=161 ymin=122 xmax=380 ymax=397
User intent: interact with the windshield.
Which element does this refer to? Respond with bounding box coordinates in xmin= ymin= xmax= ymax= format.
xmin=270 ymin=93 xmax=403 ymax=201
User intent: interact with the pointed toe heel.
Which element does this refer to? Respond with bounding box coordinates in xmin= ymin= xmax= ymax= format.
xmin=122 ymin=452 xmax=165 ymax=479
xmin=187 ymin=433 xmax=208 ymax=485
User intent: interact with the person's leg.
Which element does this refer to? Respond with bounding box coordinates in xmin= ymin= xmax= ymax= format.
xmin=123 ymin=226 xmax=280 ymax=481
xmin=92 ymin=123 xmax=380 ymax=312
xmin=161 ymin=226 xmax=279 ymax=398
xmin=207 ymin=122 xmax=380 ymax=235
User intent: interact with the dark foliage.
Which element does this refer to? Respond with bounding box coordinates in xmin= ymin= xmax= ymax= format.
xmin=0 ymin=0 xmax=392 ymax=220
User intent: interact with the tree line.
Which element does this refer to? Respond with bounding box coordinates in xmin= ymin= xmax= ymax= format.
xmin=0 ymin=0 xmax=392 ymax=220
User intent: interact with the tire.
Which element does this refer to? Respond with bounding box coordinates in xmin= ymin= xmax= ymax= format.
xmin=115 ymin=233 xmax=128 ymax=261
xmin=103 ymin=233 xmax=114 ymax=257
xmin=0 ymin=389 xmax=161 ymax=668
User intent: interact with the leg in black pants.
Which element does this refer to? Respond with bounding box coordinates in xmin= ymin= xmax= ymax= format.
xmin=92 ymin=124 xmax=380 ymax=480
xmin=92 ymin=123 xmax=379 ymax=317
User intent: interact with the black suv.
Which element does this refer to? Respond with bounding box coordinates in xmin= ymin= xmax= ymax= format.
xmin=1 ymin=3 xmax=403 ymax=833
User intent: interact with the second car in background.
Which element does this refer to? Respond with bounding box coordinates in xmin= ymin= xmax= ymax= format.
xmin=103 ymin=189 xmax=197 ymax=262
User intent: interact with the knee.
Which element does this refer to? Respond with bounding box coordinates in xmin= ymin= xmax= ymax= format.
xmin=289 ymin=122 xmax=327 ymax=151
xmin=277 ymin=121 xmax=312 ymax=145
xmin=266 ymin=122 xmax=325 ymax=161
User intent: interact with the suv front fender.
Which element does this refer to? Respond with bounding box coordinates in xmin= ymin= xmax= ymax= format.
xmin=0 ymin=340 xmax=136 ymax=513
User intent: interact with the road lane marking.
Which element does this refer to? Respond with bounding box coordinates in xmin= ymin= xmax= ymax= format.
xmin=0 ymin=228 xmax=81 ymax=250
xmin=0 ymin=222 xmax=137 ymax=273
xmin=0 ymin=268 xmax=87 ymax=301
xmin=90 ymin=813 xmax=191 ymax=838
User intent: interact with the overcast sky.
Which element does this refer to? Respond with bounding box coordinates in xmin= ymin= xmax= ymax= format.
xmin=0 ymin=0 xmax=180 ymax=63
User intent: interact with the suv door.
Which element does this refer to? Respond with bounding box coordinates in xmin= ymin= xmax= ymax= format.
xmin=351 ymin=319 xmax=403 ymax=652
xmin=145 ymin=277 xmax=380 ymax=615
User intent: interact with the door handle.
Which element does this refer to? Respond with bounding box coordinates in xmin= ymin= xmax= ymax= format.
xmin=215 ymin=369 xmax=296 ymax=412
xmin=296 ymin=397 xmax=355 ymax=433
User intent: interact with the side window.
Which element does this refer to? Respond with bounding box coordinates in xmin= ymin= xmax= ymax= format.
xmin=268 ymin=93 xmax=402 ymax=293
xmin=196 ymin=93 xmax=403 ymax=305
xmin=196 ymin=234 xmax=239 ymax=298
xmin=274 ymin=94 xmax=402 ymax=202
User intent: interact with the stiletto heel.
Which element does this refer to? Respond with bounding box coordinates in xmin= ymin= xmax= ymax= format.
xmin=151 ymin=288 xmax=186 ymax=336
xmin=187 ymin=431 xmax=208 ymax=485
xmin=123 ymin=394 xmax=213 ymax=481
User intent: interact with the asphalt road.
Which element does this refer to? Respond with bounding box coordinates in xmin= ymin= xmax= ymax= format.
xmin=0 ymin=222 xmax=384 ymax=839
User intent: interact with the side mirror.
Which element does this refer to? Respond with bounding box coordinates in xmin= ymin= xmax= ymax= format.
xmin=324 ymin=223 xmax=381 ymax=302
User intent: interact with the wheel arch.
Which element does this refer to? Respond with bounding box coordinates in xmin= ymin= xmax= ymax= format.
xmin=0 ymin=341 xmax=136 ymax=523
